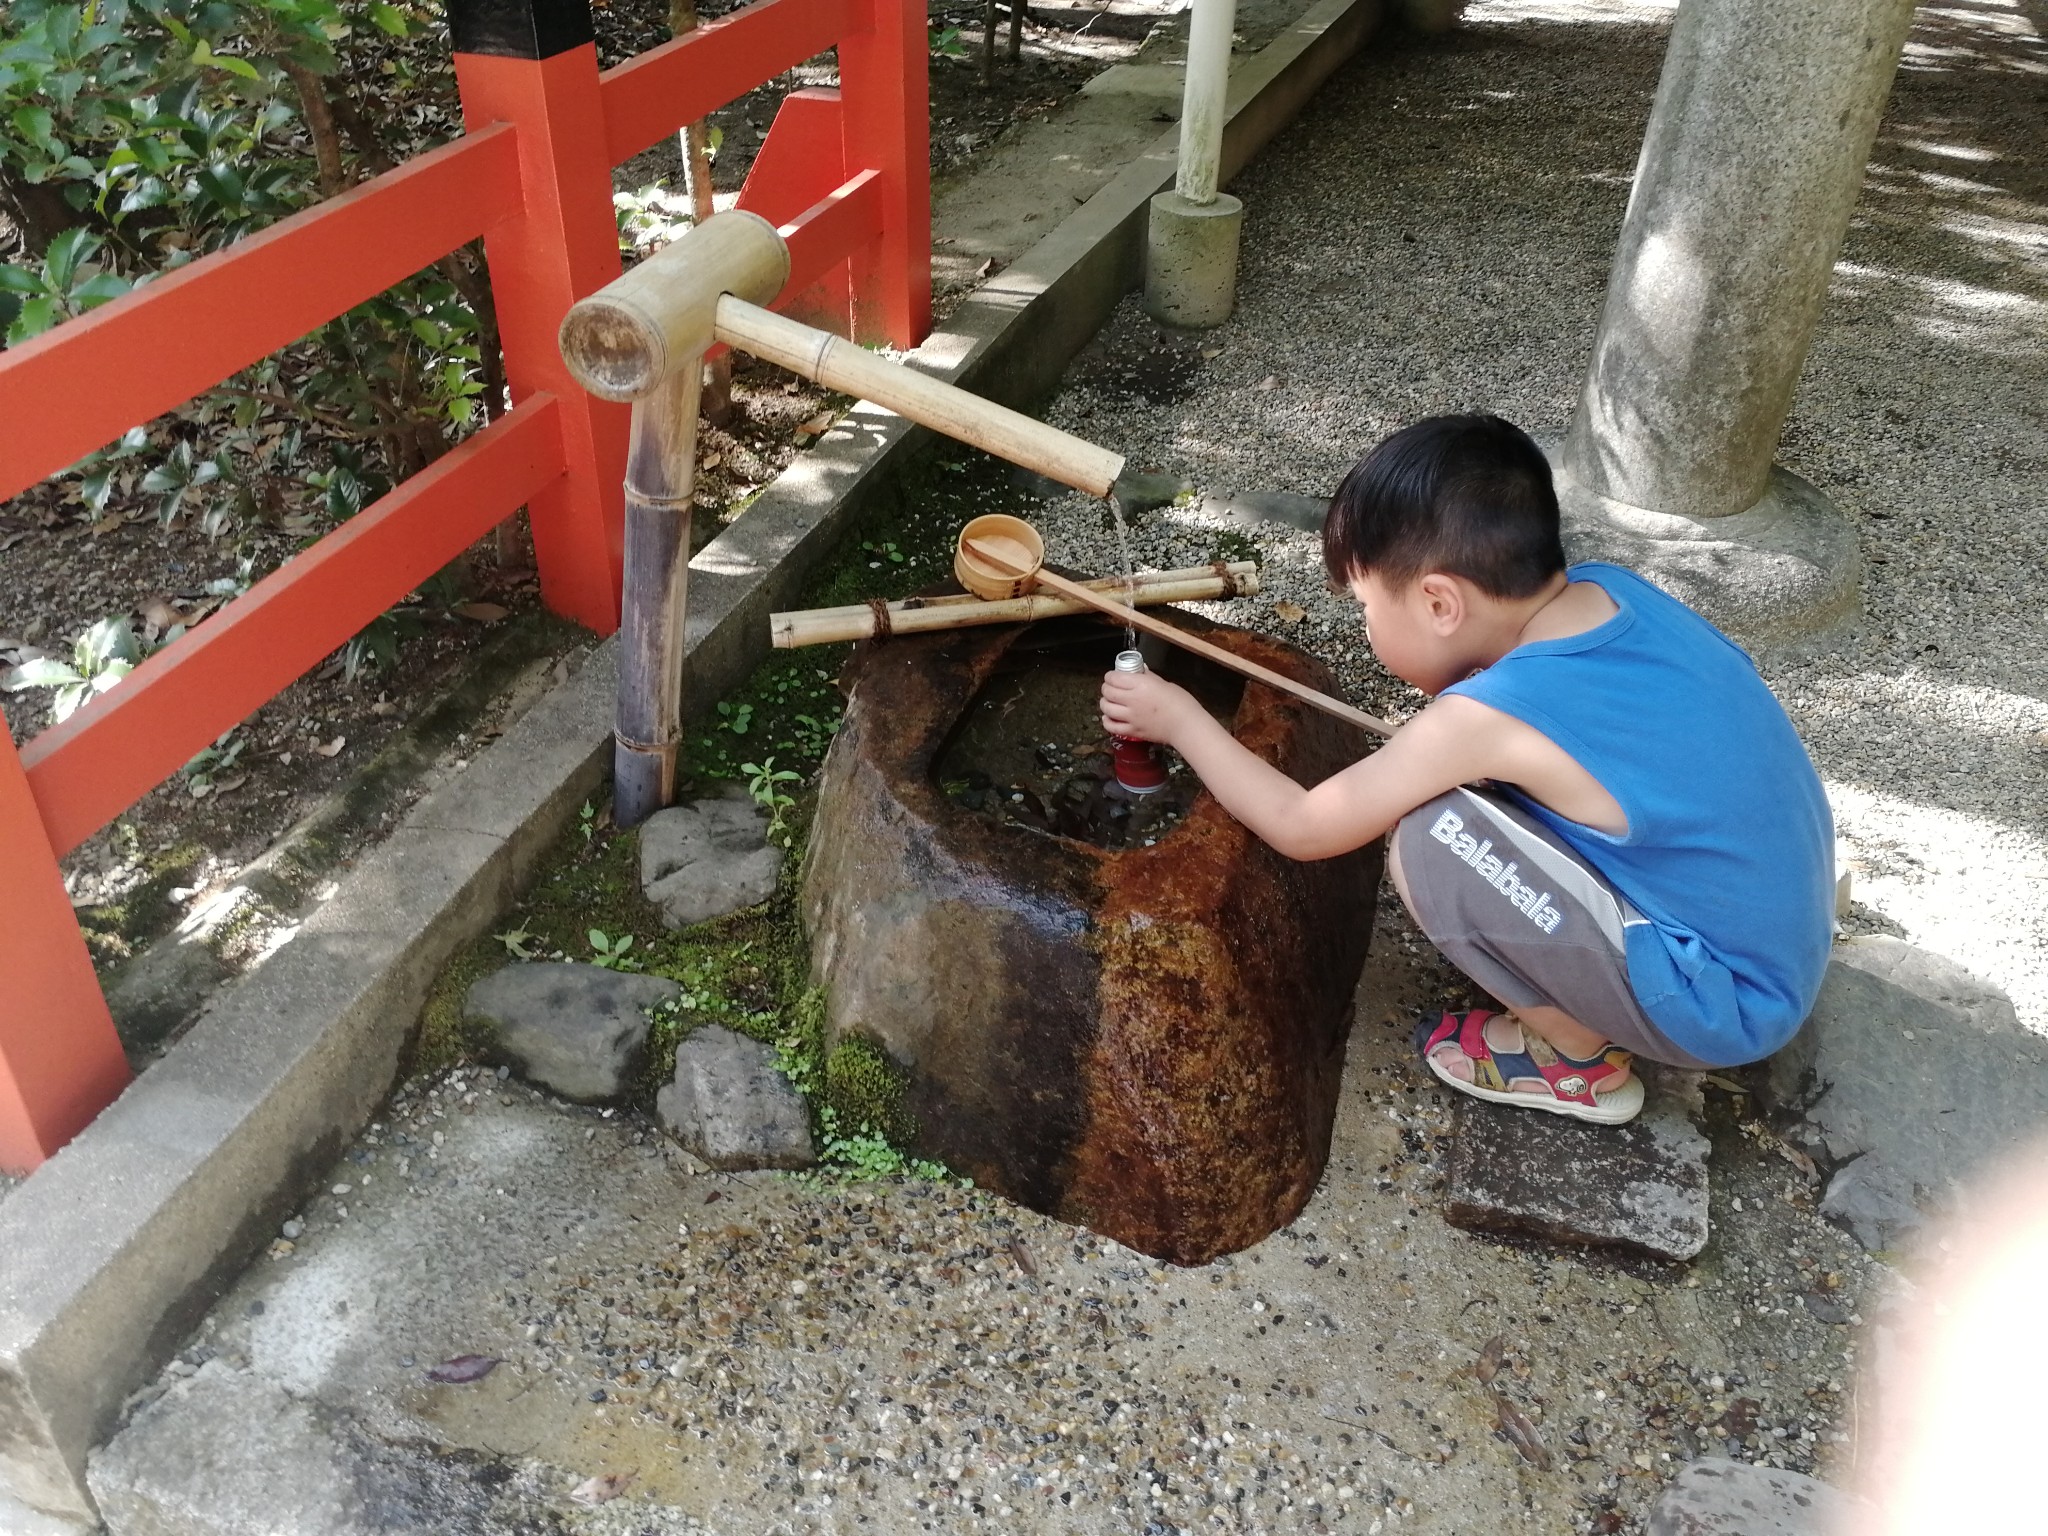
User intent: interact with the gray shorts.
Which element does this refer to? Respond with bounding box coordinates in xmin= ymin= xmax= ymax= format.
xmin=1390 ymin=786 xmax=1712 ymax=1069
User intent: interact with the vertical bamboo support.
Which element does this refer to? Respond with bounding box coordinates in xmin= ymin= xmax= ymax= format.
xmin=613 ymin=365 xmax=703 ymax=827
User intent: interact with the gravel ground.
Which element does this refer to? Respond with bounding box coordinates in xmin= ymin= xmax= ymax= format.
xmin=1035 ymin=0 xmax=2048 ymax=1027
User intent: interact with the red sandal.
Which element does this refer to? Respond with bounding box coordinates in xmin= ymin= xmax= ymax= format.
xmin=1414 ymin=1009 xmax=1644 ymax=1125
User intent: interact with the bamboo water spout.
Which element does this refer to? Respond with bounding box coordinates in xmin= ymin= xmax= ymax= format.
xmin=556 ymin=211 xmax=1134 ymax=826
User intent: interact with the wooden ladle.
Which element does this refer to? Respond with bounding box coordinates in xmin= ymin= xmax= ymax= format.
xmin=963 ymin=536 xmax=1394 ymax=738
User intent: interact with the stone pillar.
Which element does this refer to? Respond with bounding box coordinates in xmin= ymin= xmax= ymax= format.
xmin=1555 ymin=0 xmax=1917 ymax=639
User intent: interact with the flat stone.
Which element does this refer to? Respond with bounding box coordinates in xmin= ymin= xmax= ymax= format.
xmin=1755 ymin=938 xmax=2048 ymax=1251
xmin=1206 ymin=488 xmax=1330 ymax=535
xmin=1443 ymin=1065 xmax=1710 ymax=1261
xmin=89 ymin=1364 xmax=517 ymax=1535
xmin=1110 ymin=469 xmax=1198 ymax=517
xmin=1646 ymin=1459 xmax=1853 ymax=1536
xmin=639 ymin=795 xmax=783 ymax=930
xmin=90 ymin=1366 xmax=368 ymax=1535
xmin=464 ymin=962 xmax=674 ymax=1104
xmin=657 ymin=1025 xmax=814 ymax=1170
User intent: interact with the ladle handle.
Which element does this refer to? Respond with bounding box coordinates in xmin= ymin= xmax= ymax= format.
xmin=1018 ymin=562 xmax=1395 ymax=739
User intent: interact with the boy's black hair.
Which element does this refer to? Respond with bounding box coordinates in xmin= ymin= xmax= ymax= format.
xmin=1322 ymin=414 xmax=1566 ymax=598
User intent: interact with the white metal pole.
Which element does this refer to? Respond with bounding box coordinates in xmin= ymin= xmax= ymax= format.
xmin=1174 ymin=0 xmax=1237 ymax=205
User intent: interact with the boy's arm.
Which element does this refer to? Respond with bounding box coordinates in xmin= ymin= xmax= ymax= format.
xmin=1102 ymin=672 xmax=1498 ymax=860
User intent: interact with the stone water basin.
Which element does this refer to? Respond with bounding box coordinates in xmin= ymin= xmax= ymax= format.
xmin=802 ymin=608 xmax=1381 ymax=1264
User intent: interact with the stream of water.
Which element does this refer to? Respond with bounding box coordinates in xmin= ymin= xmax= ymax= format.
xmin=1103 ymin=492 xmax=1139 ymax=650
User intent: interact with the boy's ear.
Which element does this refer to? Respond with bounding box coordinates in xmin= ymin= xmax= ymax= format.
xmin=1416 ymin=571 xmax=1466 ymax=634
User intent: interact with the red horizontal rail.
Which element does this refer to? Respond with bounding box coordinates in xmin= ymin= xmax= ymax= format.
xmin=779 ymin=168 xmax=883 ymax=293
xmin=0 ymin=125 xmax=524 ymax=503
xmin=19 ymin=397 xmax=566 ymax=857
xmin=599 ymin=0 xmax=860 ymax=167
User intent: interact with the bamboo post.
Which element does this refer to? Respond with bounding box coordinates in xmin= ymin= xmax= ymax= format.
xmin=770 ymin=561 xmax=1261 ymax=647
xmin=613 ymin=364 xmax=703 ymax=824
xmin=557 ymin=211 xmax=789 ymax=826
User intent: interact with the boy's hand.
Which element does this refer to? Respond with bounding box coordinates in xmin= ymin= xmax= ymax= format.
xmin=1100 ymin=668 xmax=1198 ymax=745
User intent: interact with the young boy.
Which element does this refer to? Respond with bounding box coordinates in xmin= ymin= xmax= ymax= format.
xmin=1099 ymin=414 xmax=1835 ymax=1125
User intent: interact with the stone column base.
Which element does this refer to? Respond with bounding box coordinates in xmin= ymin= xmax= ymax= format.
xmin=1143 ymin=190 xmax=1245 ymax=328
xmin=1549 ymin=457 xmax=1862 ymax=647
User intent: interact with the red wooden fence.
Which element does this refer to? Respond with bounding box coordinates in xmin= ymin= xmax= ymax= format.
xmin=0 ymin=0 xmax=930 ymax=1172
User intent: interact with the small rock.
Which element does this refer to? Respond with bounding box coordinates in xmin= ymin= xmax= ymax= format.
xmin=1442 ymin=1066 xmax=1710 ymax=1261
xmin=657 ymin=1025 xmax=814 ymax=1170
xmin=639 ymin=795 xmax=783 ymax=929
xmin=1818 ymin=1157 xmax=1922 ymax=1254
xmin=280 ymin=1219 xmax=303 ymax=1240
xmin=464 ymin=962 xmax=677 ymax=1104
xmin=1108 ymin=470 xmax=1196 ymax=517
xmin=1646 ymin=1459 xmax=1853 ymax=1535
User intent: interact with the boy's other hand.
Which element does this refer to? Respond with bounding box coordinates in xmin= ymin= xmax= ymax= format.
xmin=1100 ymin=668 xmax=1197 ymax=745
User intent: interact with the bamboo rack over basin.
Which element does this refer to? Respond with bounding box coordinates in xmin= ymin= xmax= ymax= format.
xmin=771 ymin=561 xmax=1261 ymax=648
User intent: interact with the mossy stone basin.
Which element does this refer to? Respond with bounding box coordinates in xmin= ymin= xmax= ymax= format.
xmin=801 ymin=609 xmax=1380 ymax=1264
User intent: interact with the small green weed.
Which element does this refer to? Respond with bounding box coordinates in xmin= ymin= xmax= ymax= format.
xmin=587 ymin=928 xmax=642 ymax=971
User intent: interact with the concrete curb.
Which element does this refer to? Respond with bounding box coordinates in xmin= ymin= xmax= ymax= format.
xmin=0 ymin=0 xmax=1386 ymax=1519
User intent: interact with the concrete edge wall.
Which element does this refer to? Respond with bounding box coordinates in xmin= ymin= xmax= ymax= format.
xmin=0 ymin=0 xmax=1385 ymax=1517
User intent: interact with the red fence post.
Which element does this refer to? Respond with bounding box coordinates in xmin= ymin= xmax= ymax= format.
xmin=0 ymin=711 xmax=129 ymax=1174
xmin=452 ymin=0 xmax=628 ymax=634
xmin=837 ymin=0 xmax=932 ymax=349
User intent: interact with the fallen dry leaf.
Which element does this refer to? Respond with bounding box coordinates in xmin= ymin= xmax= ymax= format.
xmin=1009 ymin=1237 xmax=1037 ymax=1278
xmin=1474 ymin=1334 xmax=1505 ymax=1386
xmin=571 ymin=1472 xmax=636 ymax=1506
xmin=90 ymin=513 xmax=122 ymax=535
xmin=370 ymin=699 xmax=398 ymax=718
xmin=1493 ymin=1391 xmax=1551 ymax=1470
xmin=1255 ymin=374 xmax=1279 ymax=392
xmin=699 ymin=452 xmax=722 ymax=471
xmin=1274 ymin=600 xmax=1308 ymax=624
xmin=140 ymin=596 xmax=188 ymax=634
xmin=211 ymin=774 xmax=249 ymax=796
xmin=1777 ymin=1139 xmax=1819 ymax=1179
xmin=797 ymin=412 xmax=835 ymax=437
xmin=454 ymin=601 xmax=509 ymax=623
xmin=425 ymin=1354 xmax=499 ymax=1384
xmin=1200 ymin=346 xmax=1222 ymax=360
xmin=976 ymin=256 xmax=1004 ymax=279
xmin=315 ymin=735 xmax=346 ymax=758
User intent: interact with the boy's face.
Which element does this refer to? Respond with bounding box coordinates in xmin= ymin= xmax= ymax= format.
xmin=1348 ymin=569 xmax=1473 ymax=695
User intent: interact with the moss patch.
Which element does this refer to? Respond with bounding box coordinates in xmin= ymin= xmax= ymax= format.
xmin=823 ymin=1035 xmax=916 ymax=1147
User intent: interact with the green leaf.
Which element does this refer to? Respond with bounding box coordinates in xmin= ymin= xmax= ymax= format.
xmin=0 ymin=265 xmax=44 ymax=296
xmin=6 ymin=294 xmax=60 ymax=344
xmin=11 ymin=105 xmax=55 ymax=148
xmin=70 ymin=271 xmax=132 ymax=309
xmin=367 ymin=2 xmax=409 ymax=36
xmin=2 ymin=658 xmax=84 ymax=691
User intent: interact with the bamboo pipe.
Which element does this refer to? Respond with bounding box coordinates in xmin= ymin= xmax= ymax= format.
xmin=711 ymin=298 xmax=1126 ymax=498
xmin=964 ymin=538 xmax=1395 ymax=738
xmin=771 ymin=561 xmax=1261 ymax=648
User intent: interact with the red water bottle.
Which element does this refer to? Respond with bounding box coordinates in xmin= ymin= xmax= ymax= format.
xmin=1111 ymin=649 xmax=1168 ymax=795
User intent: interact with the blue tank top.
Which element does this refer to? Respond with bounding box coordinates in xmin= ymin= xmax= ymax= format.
xmin=1441 ymin=562 xmax=1834 ymax=1066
